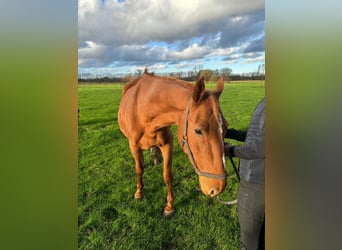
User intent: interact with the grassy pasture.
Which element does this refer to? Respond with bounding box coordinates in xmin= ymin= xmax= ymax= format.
xmin=78 ymin=81 xmax=264 ymax=249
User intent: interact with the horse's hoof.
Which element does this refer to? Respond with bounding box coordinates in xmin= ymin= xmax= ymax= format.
xmin=134 ymin=192 xmax=143 ymax=200
xmin=163 ymin=208 xmax=174 ymax=218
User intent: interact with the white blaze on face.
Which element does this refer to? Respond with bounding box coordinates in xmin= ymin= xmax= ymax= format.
xmin=218 ymin=114 xmax=226 ymax=169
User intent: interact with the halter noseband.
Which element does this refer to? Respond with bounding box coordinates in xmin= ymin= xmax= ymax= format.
xmin=181 ymin=97 xmax=227 ymax=180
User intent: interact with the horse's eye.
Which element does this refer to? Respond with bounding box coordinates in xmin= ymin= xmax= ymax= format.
xmin=194 ymin=128 xmax=202 ymax=135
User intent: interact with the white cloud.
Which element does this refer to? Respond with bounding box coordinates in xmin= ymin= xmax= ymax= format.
xmin=244 ymin=54 xmax=265 ymax=64
xmin=150 ymin=64 xmax=167 ymax=70
xmin=78 ymin=0 xmax=265 ymax=74
xmin=175 ymin=62 xmax=192 ymax=69
xmin=169 ymin=43 xmax=210 ymax=60
xmin=79 ymin=0 xmax=264 ymax=46
xmin=209 ymin=47 xmax=238 ymax=57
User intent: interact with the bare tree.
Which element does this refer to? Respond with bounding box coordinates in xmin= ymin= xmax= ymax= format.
xmin=220 ymin=67 xmax=232 ymax=82
xmin=135 ymin=69 xmax=143 ymax=77
xmin=197 ymin=69 xmax=214 ymax=81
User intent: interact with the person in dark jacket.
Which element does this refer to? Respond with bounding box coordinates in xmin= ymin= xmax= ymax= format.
xmin=225 ymin=97 xmax=265 ymax=250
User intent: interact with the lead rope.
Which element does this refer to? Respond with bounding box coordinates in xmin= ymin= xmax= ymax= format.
xmin=216 ymin=155 xmax=240 ymax=205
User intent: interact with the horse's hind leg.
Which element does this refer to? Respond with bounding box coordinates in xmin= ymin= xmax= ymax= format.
xmin=150 ymin=146 xmax=161 ymax=165
xmin=129 ymin=142 xmax=144 ymax=199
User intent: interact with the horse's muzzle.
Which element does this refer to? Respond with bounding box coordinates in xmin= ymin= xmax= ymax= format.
xmin=198 ymin=177 xmax=226 ymax=198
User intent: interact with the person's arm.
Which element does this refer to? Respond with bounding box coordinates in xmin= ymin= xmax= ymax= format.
xmin=233 ymin=100 xmax=265 ymax=159
xmin=225 ymin=128 xmax=247 ymax=142
xmin=230 ymin=133 xmax=264 ymax=159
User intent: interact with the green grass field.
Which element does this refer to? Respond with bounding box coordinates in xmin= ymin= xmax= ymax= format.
xmin=78 ymin=81 xmax=265 ymax=249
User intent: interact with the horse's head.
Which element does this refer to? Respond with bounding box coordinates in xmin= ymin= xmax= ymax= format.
xmin=179 ymin=77 xmax=227 ymax=197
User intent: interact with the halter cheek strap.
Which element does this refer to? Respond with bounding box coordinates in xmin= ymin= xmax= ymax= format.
xmin=181 ymin=97 xmax=227 ymax=180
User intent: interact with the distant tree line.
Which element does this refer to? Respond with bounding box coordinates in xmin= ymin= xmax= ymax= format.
xmin=78 ymin=65 xmax=265 ymax=83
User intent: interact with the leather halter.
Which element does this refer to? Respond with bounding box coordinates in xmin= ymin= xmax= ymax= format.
xmin=181 ymin=97 xmax=227 ymax=180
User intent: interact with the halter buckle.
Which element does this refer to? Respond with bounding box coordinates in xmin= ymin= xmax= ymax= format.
xmin=181 ymin=135 xmax=187 ymax=146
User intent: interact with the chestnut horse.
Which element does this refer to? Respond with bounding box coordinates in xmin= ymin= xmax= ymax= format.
xmin=118 ymin=70 xmax=227 ymax=216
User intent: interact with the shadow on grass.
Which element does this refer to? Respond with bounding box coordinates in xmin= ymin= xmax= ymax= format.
xmin=79 ymin=118 xmax=114 ymax=127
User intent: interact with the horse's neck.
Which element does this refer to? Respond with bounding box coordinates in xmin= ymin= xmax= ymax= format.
xmin=164 ymin=85 xmax=191 ymax=109
xmin=147 ymin=80 xmax=192 ymax=130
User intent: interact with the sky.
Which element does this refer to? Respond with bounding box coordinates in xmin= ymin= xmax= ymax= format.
xmin=78 ymin=0 xmax=265 ymax=78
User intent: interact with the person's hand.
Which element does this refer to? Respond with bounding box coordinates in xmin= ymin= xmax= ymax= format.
xmin=224 ymin=142 xmax=233 ymax=156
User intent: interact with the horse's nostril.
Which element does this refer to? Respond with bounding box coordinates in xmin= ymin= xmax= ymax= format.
xmin=210 ymin=189 xmax=216 ymax=197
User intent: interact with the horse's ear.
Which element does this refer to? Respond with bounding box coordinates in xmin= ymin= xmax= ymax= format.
xmin=214 ymin=77 xmax=224 ymax=98
xmin=193 ymin=77 xmax=205 ymax=103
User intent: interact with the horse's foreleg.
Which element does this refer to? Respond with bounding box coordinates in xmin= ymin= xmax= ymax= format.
xmin=159 ymin=132 xmax=174 ymax=217
xmin=129 ymin=142 xmax=144 ymax=199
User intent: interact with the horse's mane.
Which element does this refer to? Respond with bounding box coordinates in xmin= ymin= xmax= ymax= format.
xmin=122 ymin=68 xmax=195 ymax=96
xmin=122 ymin=68 xmax=154 ymax=96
